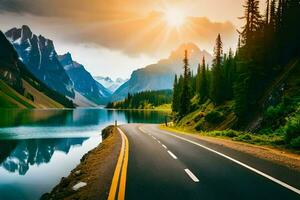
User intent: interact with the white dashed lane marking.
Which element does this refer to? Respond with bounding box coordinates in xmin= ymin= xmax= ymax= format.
xmin=167 ymin=150 xmax=178 ymax=160
xmin=185 ymin=169 xmax=200 ymax=182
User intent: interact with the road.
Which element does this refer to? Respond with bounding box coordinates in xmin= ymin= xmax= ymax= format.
xmin=113 ymin=124 xmax=300 ymax=200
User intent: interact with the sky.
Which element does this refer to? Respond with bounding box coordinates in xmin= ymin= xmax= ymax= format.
xmin=0 ymin=0 xmax=251 ymax=79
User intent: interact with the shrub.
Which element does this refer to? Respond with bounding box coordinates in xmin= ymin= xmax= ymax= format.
xmin=206 ymin=130 xmax=239 ymax=138
xmin=290 ymin=136 xmax=300 ymax=148
xmin=224 ymin=130 xmax=239 ymax=138
xmin=234 ymin=134 xmax=252 ymax=142
xmin=265 ymin=104 xmax=284 ymax=120
xmin=205 ymin=111 xmax=224 ymax=124
xmin=283 ymin=114 xmax=300 ymax=143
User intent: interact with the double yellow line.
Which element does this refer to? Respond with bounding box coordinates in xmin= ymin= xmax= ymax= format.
xmin=108 ymin=127 xmax=129 ymax=200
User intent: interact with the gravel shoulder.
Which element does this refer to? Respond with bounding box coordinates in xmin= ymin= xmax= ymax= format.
xmin=41 ymin=126 xmax=122 ymax=200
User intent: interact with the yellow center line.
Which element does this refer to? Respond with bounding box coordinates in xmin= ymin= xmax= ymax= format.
xmin=108 ymin=127 xmax=125 ymax=200
xmin=118 ymin=128 xmax=129 ymax=200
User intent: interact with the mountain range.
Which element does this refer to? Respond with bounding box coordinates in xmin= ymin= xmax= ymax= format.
xmin=111 ymin=43 xmax=213 ymax=101
xmin=1 ymin=25 xmax=213 ymax=108
xmin=5 ymin=25 xmax=110 ymax=106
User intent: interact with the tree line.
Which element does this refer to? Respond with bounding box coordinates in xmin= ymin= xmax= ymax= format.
xmin=107 ymin=90 xmax=173 ymax=109
xmin=172 ymin=0 xmax=300 ymax=124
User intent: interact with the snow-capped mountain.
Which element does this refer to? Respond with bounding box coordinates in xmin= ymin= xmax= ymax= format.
xmin=5 ymin=25 xmax=75 ymax=98
xmin=0 ymin=30 xmax=74 ymax=108
xmin=58 ymin=53 xmax=111 ymax=105
xmin=111 ymin=43 xmax=213 ymax=101
xmin=94 ymin=76 xmax=128 ymax=93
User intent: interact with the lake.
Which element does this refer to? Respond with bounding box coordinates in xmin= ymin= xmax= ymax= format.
xmin=0 ymin=108 xmax=170 ymax=200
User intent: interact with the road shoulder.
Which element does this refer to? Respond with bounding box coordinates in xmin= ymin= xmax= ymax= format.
xmin=41 ymin=126 xmax=122 ymax=200
xmin=160 ymin=125 xmax=300 ymax=171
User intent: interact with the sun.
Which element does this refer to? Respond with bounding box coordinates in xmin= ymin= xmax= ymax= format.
xmin=164 ymin=8 xmax=186 ymax=28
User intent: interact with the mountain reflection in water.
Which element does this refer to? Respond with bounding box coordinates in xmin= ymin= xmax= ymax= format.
xmin=0 ymin=108 xmax=169 ymax=200
xmin=0 ymin=138 xmax=87 ymax=175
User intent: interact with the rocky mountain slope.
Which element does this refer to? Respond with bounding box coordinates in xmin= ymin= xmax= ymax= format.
xmin=58 ymin=53 xmax=111 ymax=105
xmin=5 ymin=25 xmax=75 ymax=98
xmin=0 ymin=30 xmax=73 ymax=108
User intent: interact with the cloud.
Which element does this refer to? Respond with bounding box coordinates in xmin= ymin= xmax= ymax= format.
xmin=0 ymin=0 xmax=237 ymax=56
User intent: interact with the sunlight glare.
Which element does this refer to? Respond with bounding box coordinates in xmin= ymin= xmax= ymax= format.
xmin=164 ymin=8 xmax=186 ymax=28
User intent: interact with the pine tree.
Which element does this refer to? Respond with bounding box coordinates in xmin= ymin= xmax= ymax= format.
xmin=211 ymin=34 xmax=225 ymax=105
xmin=195 ymin=63 xmax=201 ymax=94
xmin=239 ymin=0 xmax=262 ymax=45
xmin=223 ymin=48 xmax=236 ymax=100
xmin=265 ymin=0 xmax=270 ymax=24
xmin=269 ymin=0 xmax=276 ymax=29
xmin=234 ymin=0 xmax=264 ymax=120
xmin=199 ymin=56 xmax=209 ymax=101
xmin=172 ymin=74 xmax=180 ymax=112
xmin=179 ymin=50 xmax=192 ymax=116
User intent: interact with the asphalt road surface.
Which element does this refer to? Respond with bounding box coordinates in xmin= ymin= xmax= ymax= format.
xmin=120 ymin=124 xmax=300 ymax=200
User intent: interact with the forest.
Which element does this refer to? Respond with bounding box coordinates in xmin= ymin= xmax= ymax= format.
xmin=172 ymin=0 xmax=300 ymax=148
xmin=106 ymin=90 xmax=172 ymax=109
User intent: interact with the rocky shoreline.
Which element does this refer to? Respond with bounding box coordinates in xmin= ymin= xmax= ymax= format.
xmin=41 ymin=126 xmax=121 ymax=200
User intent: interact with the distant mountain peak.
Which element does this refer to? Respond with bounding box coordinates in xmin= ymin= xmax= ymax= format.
xmin=58 ymin=52 xmax=74 ymax=66
xmin=94 ymin=76 xmax=127 ymax=93
xmin=111 ymin=43 xmax=213 ymax=101
xmin=169 ymin=42 xmax=203 ymax=60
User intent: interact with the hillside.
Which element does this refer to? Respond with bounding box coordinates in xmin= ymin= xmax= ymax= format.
xmin=170 ymin=1 xmax=300 ymax=149
xmin=173 ymin=61 xmax=300 ymax=148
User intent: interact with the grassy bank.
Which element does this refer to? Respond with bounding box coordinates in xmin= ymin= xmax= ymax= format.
xmin=161 ymin=125 xmax=299 ymax=154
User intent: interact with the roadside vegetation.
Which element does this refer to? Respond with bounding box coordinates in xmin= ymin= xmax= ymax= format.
xmin=106 ymin=90 xmax=172 ymax=111
xmin=170 ymin=0 xmax=300 ymax=150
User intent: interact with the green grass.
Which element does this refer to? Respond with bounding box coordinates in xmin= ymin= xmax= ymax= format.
xmin=203 ymin=130 xmax=285 ymax=146
xmin=154 ymin=104 xmax=172 ymax=111
xmin=0 ymin=92 xmax=19 ymax=108
xmin=0 ymin=80 xmax=35 ymax=108
xmin=174 ymin=100 xmax=236 ymax=131
xmin=161 ymin=125 xmax=288 ymax=150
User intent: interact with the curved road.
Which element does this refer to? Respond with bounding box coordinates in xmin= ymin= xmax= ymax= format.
xmin=117 ymin=124 xmax=300 ymax=200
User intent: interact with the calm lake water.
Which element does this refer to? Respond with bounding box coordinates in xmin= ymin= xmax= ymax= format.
xmin=0 ymin=108 xmax=169 ymax=200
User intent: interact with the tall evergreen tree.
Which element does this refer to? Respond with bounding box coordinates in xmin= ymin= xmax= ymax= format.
xmin=239 ymin=0 xmax=262 ymax=45
xmin=211 ymin=34 xmax=225 ymax=105
xmin=223 ymin=49 xmax=236 ymax=100
xmin=195 ymin=63 xmax=201 ymax=94
xmin=199 ymin=56 xmax=209 ymax=101
xmin=172 ymin=74 xmax=178 ymax=112
xmin=265 ymin=0 xmax=270 ymax=24
xmin=269 ymin=0 xmax=276 ymax=29
xmin=234 ymin=0 xmax=263 ymax=120
xmin=179 ymin=50 xmax=192 ymax=116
